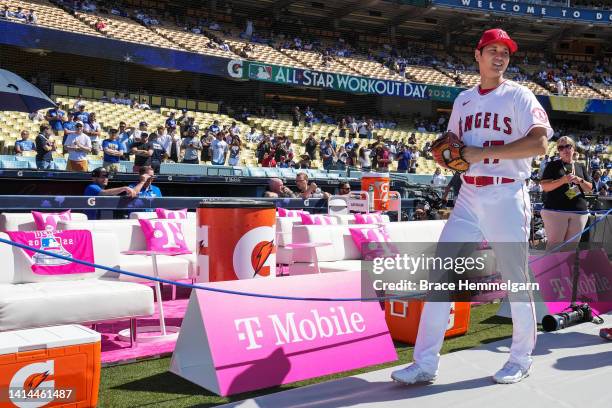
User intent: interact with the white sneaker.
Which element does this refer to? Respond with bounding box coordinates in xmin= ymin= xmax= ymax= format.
xmin=391 ymin=364 xmax=437 ymax=385
xmin=493 ymin=362 xmax=531 ymax=384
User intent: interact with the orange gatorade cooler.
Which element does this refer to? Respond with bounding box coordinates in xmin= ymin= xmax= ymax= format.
xmin=197 ymin=199 xmax=276 ymax=282
xmin=0 ymin=325 xmax=101 ymax=408
xmin=361 ymin=172 xmax=391 ymax=211
xmin=385 ymin=301 xmax=470 ymax=344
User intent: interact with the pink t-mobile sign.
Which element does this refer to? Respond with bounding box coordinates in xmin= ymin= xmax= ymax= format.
xmin=170 ymin=271 xmax=396 ymax=396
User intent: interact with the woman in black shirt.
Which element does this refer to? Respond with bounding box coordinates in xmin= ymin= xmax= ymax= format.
xmin=540 ymin=137 xmax=592 ymax=250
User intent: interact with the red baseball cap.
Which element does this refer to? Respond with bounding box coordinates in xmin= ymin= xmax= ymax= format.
xmin=477 ymin=28 xmax=518 ymax=54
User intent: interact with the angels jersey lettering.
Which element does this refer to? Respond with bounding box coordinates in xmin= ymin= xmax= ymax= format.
xmin=447 ymin=80 xmax=553 ymax=179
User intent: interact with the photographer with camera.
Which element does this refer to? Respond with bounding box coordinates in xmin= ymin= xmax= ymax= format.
xmin=540 ymin=137 xmax=592 ymax=250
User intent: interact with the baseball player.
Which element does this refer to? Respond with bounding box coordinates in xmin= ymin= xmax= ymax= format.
xmin=392 ymin=28 xmax=552 ymax=385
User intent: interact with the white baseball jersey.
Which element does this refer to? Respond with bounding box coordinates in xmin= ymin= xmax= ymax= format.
xmin=447 ymin=80 xmax=553 ymax=180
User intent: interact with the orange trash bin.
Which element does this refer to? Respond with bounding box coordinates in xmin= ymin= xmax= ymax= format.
xmin=361 ymin=172 xmax=391 ymax=211
xmin=385 ymin=300 xmax=471 ymax=345
xmin=197 ymin=199 xmax=276 ymax=282
xmin=0 ymin=325 xmax=101 ymax=408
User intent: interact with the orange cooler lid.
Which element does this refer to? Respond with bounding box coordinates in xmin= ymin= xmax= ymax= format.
xmin=0 ymin=325 xmax=100 ymax=356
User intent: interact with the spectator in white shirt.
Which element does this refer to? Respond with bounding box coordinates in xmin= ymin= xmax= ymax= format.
xmin=13 ymin=7 xmax=26 ymax=21
xmin=154 ymin=125 xmax=172 ymax=155
xmin=64 ymin=123 xmax=92 ymax=172
xmin=73 ymin=95 xmax=86 ymax=111
xmin=211 ymin=132 xmax=228 ymax=165
xmin=246 ymin=127 xmax=260 ymax=143
xmin=556 ymin=78 xmax=565 ymax=95
xmin=84 ymin=112 xmax=101 ymax=155
xmin=431 ymin=168 xmax=446 ymax=186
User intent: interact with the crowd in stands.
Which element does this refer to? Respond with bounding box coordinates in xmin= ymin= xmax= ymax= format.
xmin=5 ymin=87 xmax=610 ymax=198
xmin=0 ymin=5 xmax=37 ymax=24
xmin=534 ymin=60 xmax=612 ymax=96
xmin=8 ymin=0 xmax=610 ymax=99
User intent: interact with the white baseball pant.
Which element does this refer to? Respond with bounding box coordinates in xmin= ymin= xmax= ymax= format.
xmin=413 ymin=179 xmax=537 ymax=373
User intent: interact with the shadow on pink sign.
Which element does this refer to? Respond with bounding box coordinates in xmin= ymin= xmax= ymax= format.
xmin=530 ymin=248 xmax=612 ymax=315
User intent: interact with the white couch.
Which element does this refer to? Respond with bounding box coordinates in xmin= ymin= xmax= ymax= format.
xmin=57 ymin=218 xmax=197 ymax=284
xmin=0 ymin=230 xmax=154 ymax=333
xmin=289 ymin=220 xmax=447 ymax=275
xmin=275 ymin=214 xmax=392 ymax=267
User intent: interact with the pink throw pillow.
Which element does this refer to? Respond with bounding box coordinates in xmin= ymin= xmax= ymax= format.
xmin=155 ymin=208 xmax=188 ymax=219
xmin=277 ymin=208 xmax=304 ymax=218
xmin=138 ymin=219 xmax=191 ymax=254
xmin=354 ymin=213 xmax=384 ymax=224
xmin=32 ymin=210 xmax=72 ymax=231
xmin=349 ymin=226 xmax=395 ymax=260
xmin=300 ymin=212 xmax=335 ymax=225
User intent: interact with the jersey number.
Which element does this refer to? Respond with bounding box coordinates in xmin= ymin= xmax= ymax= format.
xmin=483 ymin=140 xmax=505 ymax=164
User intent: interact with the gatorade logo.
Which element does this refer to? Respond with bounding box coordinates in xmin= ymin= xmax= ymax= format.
xmin=233 ymin=226 xmax=276 ymax=279
xmin=9 ymin=360 xmax=55 ymax=408
xmin=227 ymin=59 xmax=244 ymax=78
xmin=447 ymin=303 xmax=456 ymax=330
xmin=375 ymin=180 xmax=390 ymax=204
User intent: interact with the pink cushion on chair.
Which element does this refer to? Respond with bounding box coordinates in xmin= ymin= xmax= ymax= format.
xmin=31 ymin=210 xmax=72 ymax=231
xmin=354 ymin=213 xmax=384 ymax=224
xmin=300 ymin=213 xmax=335 ymax=225
xmin=277 ymin=208 xmax=304 ymax=218
xmin=155 ymin=208 xmax=188 ymax=219
xmin=138 ymin=219 xmax=191 ymax=254
xmin=349 ymin=226 xmax=394 ymax=260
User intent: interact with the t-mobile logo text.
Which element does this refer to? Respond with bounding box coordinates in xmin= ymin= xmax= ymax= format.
xmin=234 ymin=307 xmax=366 ymax=350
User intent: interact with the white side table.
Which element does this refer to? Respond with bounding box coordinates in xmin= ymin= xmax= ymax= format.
xmin=117 ymin=249 xmax=190 ymax=342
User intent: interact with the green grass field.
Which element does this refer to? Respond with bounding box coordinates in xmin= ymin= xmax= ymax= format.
xmin=99 ymin=303 xmax=513 ymax=408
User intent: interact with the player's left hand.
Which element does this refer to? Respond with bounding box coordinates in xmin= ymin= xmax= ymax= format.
xmin=462 ymin=146 xmax=486 ymax=164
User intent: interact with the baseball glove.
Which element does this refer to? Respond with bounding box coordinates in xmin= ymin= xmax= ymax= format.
xmin=429 ymin=132 xmax=470 ymax=172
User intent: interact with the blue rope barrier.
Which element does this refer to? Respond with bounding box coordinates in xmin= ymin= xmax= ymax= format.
xmin=0 ymin=206 xmax=609 ymax=302
xmin=0 ymin=235 xmax=417 ymax=302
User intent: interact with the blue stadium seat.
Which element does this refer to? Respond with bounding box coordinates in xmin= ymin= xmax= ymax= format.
xmin=248 ymin=167 xmax=266 ymax=177
xmin=52 ymin=158 xmax=67 ymax=170
xmin=279 ymin=168 xmax=297 ymax=179
xmin=88 ymin=159 xmax=103 ymax=169
xmin=14 ymin=156 xmax=36 ymax=164
xmin=120 ymin=161 xmax=134 ymax=173
xmin=206 ymin=166 xmax=233 ymax=176
xmin=1 ymin=160 xmax=35 ymax=169
xmin=231 ymin=167 xmax=247 ymax=177
xmin=263 ymin=168 xmax=280 ymax=177
xmin=160 ymin=163 xmax=207 ymax=176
